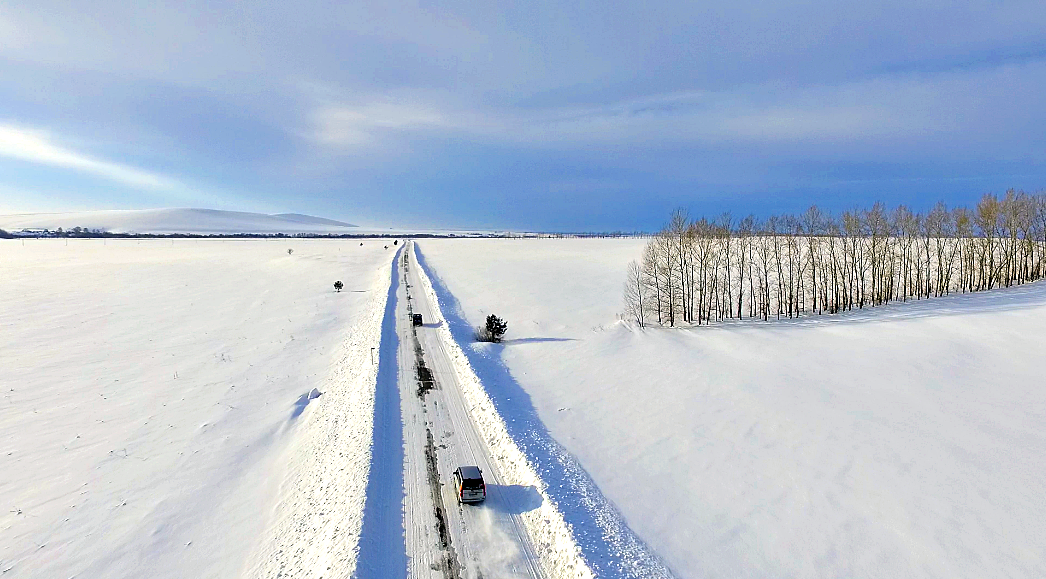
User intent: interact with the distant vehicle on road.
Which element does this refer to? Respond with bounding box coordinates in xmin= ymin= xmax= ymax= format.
xmin=412 ymin=313 xmax=423 ymax=327
xmin=453 ymin=466 xmax=486 ymax=504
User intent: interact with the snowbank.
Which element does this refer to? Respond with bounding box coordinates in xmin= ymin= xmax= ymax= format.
xmin=244 ymin=245 xmax=396 ymax=579
xmin=416 ymin=237 xmax=1046 ymax=579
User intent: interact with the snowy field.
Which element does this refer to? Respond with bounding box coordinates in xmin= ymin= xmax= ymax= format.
xmin=0 ymin=239 xmax=394 ymax=578
xmin=416 ymin=238 xmax=1046 ymax=579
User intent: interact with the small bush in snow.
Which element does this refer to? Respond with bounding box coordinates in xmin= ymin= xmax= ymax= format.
xmin=287 ymin=248 xmax=294 ymax=255
xmin=475 ymin=314 xmax=508 ymax=343
xmin=334 ymin=280 xmax=343 ymax=292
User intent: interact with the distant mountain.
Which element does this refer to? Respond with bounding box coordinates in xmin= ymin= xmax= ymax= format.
xmin=271 ymin=213 xmax=356 ymax=227
xmin=0 ymin=208 xmax=360 ymax=235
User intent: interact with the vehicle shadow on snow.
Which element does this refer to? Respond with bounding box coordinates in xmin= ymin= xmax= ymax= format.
xmin=414 ymin=246 xmax=675 ymax=579
xmin=488 ymin=484 xmax=543 ymax=515
xmin=354 ymin=247 xmax=408 ymax=579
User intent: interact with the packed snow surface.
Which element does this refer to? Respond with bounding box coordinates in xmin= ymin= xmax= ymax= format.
xmin=416 ymin=238 xmax=1046 ymax=579
xmin=0 ymin=239 xmax=393 ymax=578
xmin=0 ymin=208 xmax=358 ymax=234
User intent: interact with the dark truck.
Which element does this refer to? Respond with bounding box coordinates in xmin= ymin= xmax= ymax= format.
xmin=412 ymin=313 xmax=423 ymax=327
xmin=453 ymin=465 xmax=486 ymax=503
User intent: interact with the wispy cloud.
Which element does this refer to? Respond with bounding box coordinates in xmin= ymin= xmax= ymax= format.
xmin=307 ymin=102 xmax=447 ymax=147
xmin=303 ymin=58 xmax=1046 ymax=161
xmin=0 ymin=124 xmax=179 ymax=190
xmin=301 ymin=85 xmax=899 ymax=153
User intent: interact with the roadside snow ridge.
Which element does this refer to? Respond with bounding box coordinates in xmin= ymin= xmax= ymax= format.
xmin=242 ymin=255 xmax=393 ymax=578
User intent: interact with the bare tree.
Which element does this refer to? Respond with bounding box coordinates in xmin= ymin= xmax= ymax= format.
xmin=736 ymin=215 xmax=754 ymax=318
xmin=631 ymin=191 xmax=1043 ymax=327
xmin=642 ymin=240 xmax=665 ymax=326
xmin=623 ymin=260 xmax=646 ymax=327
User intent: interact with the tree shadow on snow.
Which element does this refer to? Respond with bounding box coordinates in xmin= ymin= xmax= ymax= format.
xmin=709 ymin=278 xmax=1046 ymax=332
xmin=414 ymin=245 xmax=675 ymax=579
xmin=499 ymin=337 xmax=576 ymax=345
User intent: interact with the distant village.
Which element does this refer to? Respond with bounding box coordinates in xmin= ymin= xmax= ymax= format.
xmin=3 ymin=227 xmax=105 ymax=238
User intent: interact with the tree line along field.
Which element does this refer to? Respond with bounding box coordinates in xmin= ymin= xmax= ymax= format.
xmin=625 ymin=190 xmax=1046 ymax=326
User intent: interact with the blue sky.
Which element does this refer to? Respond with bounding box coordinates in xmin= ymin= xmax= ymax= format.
xmin=1 ymin=0 xmax=1045 ymax=230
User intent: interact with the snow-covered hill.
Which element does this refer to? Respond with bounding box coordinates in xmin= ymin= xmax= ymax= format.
xmin=416 ymin=237 xmax=1046 ymax=579
xmin=270 ymin=213 xmax=356 ymax=227
xmin=0 ymin=208 xmax=358 ymax=234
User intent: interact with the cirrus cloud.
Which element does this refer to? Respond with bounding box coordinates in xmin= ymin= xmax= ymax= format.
xmin=0 ymin=124 xmax=179 ymax=190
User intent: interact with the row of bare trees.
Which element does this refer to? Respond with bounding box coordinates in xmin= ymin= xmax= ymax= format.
xmin=624 ymin=190 xmax=1046 ymax=327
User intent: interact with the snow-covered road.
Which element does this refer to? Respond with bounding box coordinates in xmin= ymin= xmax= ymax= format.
xmin=358 ymin=242 xmax=595 ymax=579
xmin=402 ymin=243 xmax=543 ymax=578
